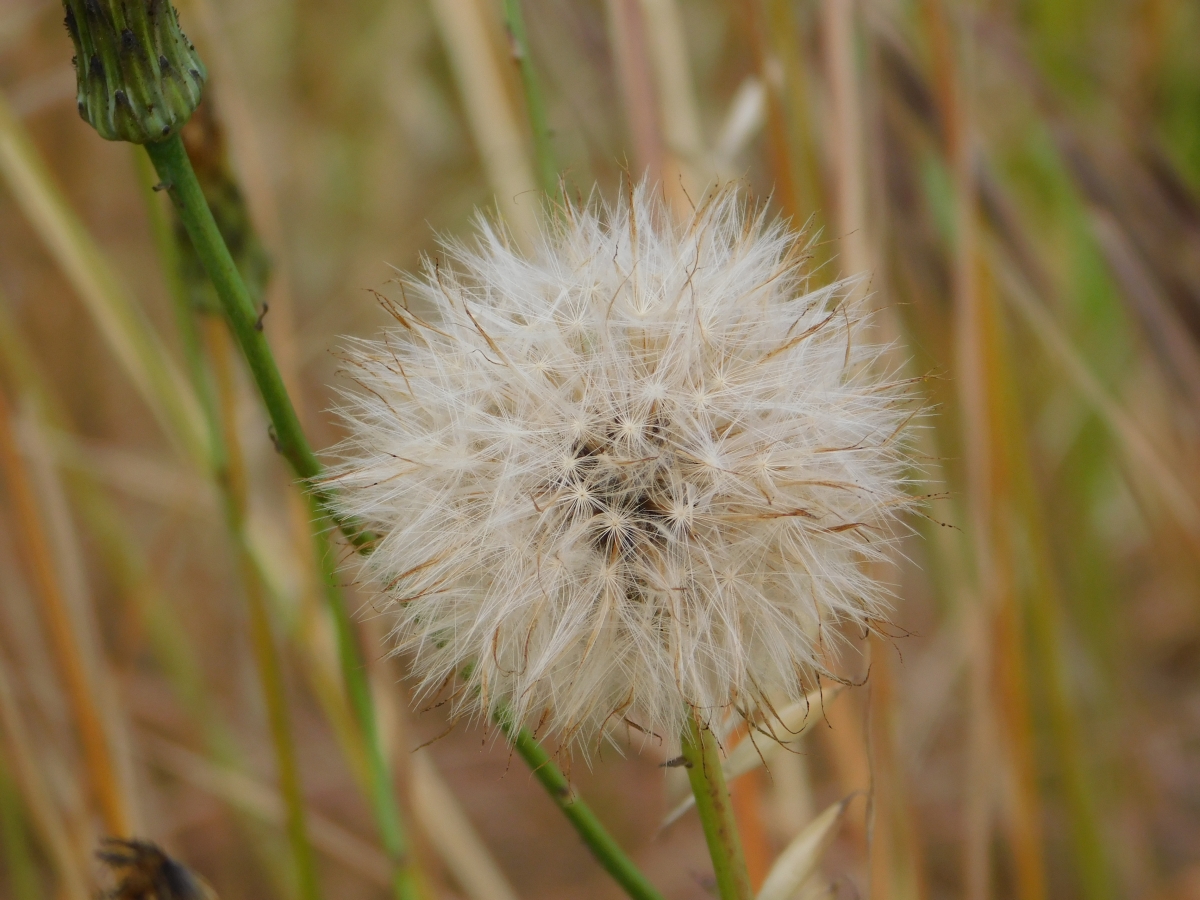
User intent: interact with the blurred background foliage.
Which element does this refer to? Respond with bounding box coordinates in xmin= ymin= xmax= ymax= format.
xmin=0 ymin=0 xmax=1199 ymax=898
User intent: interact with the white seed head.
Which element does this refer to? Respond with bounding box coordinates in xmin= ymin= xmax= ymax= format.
xmin=328 ymin=185 xmax=918 ymax=750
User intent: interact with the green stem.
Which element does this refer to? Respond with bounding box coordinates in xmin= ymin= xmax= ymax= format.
xmin=133 ymin=148 xmax=213 ymax=435
xmin=680 ymin=713 xmax=752 ymax=900
xmin=142 ymin=134 xmax=371 ymax=551
xmin=144 ymin=133 xmax=420 ymax=900
xmin=499 ymin=714 xmax=664 ymax=900
xmin=501 ymin=0 xmax=558 ymax=196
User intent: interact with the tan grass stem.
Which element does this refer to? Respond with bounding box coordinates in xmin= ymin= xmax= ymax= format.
xmin=638 ymin=0 xmax=708 ymax=203
xmin=867 ymin=639 xmax=929 ymax=900
xmin=818 ymin=0 xmax=889 ymax=878
xmin=994 ymin=592 xmax=1048 ymax=900
xmin=605 ymin=0 xmax=666 ymax=185
xmin=822 ymin=0 xmax=870 ymax=283
xmin=929 ymin=4 xmax=1000 ymax=893
xmin=428 ymin=0 xmax=539 ymax=241
xmin=786 ymin=15 xmax=830 ymax=219
xmin=977 ymin=295 xmax=1046 ymax=900
xmin=729 ymin=767 xmax=770 ymax=891
xmin=409 ymin=752 xmax=520 ymax=900
xmin=746 ymin=0 xmax=799 ymax=221
xmin=143 ymin=733 xmax=392 ymax=887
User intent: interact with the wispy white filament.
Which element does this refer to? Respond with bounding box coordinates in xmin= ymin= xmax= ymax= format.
xmin=328 ymin=185 xmax=917 ymax=748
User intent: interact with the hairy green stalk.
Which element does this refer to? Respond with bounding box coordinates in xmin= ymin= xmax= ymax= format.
xmin=502 ymin=0 xmax=558 ymax=196
xmin=66 ymin=11 xmax=635 ymax=900
xmin=144 ymin=133 xmax=421 ymax=900
xmin=132 ymin=43 xmax=656 ymax=900
xmin=680 ymin=713 xmax=752 ymax=900
xmin=497 ymin=713 xmax=664 ymax=900
xmin=142 ymin=134 xmax=371 ymax=549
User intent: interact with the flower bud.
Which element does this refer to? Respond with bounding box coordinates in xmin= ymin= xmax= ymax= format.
xmin=63 ymin=0 xmax=206 ymax=144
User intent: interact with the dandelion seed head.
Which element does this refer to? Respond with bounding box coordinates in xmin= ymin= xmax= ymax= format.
xmin=328 ymin=184 xmax=919 ymax=750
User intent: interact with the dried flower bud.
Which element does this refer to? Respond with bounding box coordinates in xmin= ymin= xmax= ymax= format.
xmin=63 ymin=0 xmax=206 ymax=144
xmin=97 ymin=838 xmax=217 ymax=900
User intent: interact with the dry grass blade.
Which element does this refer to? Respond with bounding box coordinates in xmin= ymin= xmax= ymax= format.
xmin=755 ymin=796 xmax=850 ymax=900
xmin=0 ymin=95 xmax=206 ymax=464
xmin=822 ymin=0 xmax=869 ymax=282
xmin=410 ymin=751 xmax=519 ymax=900
xmin=744 ymin=0 xmax=796 ymax=222
xmin=143 ymin=734 xmax=392 ymax=887
xmin=0 ymin=645 xmax=90 ymax=900
xmin=427 ymin=0 xmax=538 ymax=242
xmin=989 ymin=242 xmax=1200 ymax=540
xmin=712 ymin=78 xmax=766 ymax=174
xmin=605 ymin=0 xmax=666 ymax=187
xmin=637 ymin=0 xmax=708 ymax=201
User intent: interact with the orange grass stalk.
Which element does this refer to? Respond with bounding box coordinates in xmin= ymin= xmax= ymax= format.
xmin=987 ymin=288 xmax=1113 ymax=900
xmin=928 ymin=3 xmax=1000 ymax=893
xmin=746 ymin=0 xmax=799 ymax=222
xmin=0 ymin=387 xmax=131 ymax=837
xmin=730 ymin=765 xmax=771 ymax=891
xmin=961 ymin=254 xmax=1047 ymax=898
xmin=867 ymin=641 xmax=928 ymax=900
